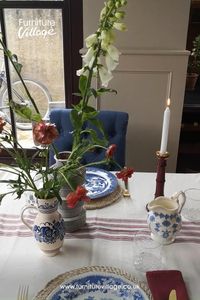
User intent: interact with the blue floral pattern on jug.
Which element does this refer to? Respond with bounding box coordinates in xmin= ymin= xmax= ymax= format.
xmin=147 ymin=192 xmax=185 ymax=244
xmin=147 ymin=211 xmax=182 ymax=244
xmin=37 ymin=200 xmax=58 ymax=213
xmin=34 ymin=219 xmax=65 ymax=243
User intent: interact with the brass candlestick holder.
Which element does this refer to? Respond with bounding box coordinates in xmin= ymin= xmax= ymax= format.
xmin=155 ymin=151 xmax=169 ymax=198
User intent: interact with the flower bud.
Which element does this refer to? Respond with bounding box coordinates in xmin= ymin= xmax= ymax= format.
xmin=106 ymin=144 xmax=117 ymax=158
xmin=115 ymin=1 xmax=121 ymax=8
xmin=120 ymin=0 xmax=127 ymax=6
xmin=113 ymin=22 xmax=127 ymax=31
xmin=107 ymin=0 xmax=113 ymax=8
xmin=115 ymin=11 xmax=125 ymax=19
xmin=100 ymin=7 xmax=107 ymax=19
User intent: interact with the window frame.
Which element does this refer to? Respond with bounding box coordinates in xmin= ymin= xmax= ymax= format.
xmin=0 ymin=0 xmax=83 ymax=161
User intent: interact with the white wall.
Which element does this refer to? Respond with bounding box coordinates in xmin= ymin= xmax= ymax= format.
xmin=83 ymin=0 xmax=191 ymax=172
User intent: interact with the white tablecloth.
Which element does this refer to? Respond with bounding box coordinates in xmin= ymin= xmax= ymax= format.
xmin=0 ymin=172 xmax=200 ymax=299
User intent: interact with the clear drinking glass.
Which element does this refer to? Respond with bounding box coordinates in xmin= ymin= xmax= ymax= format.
xmin=182 ymin=188 xmax=200 ymax=222
xmin=133 ymin=230 xmax=165 ymax=273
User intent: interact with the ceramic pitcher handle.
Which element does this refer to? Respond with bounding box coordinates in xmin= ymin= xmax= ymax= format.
xmin=176 ymin=191 xmax=186 ymax=213
xmin=20 ymin=205 xmax=37 ymax=231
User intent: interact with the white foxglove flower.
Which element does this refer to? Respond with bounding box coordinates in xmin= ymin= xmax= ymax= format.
xmin=120 ymin=0 xmax=127 ymax=5
xmin=107 ymin=44 xmax=121 ymax=62
xmin=82 ymin=47 xmax=95 ymax=65
xmin=105 ymin=54 xmax=119 ymax=71
xmin=100 ymin=31 xmax=110 ymax=51
xmin=92 ymin=66 xmax=98 ymax=76
xmin=101 ymin=40 xmax=109 ymax=51
xmin=113 ymin=22 xmax=127 ymax=31
xmin=100 ymin=30 xmax=115 ymax=51
xmin=99 ymin=66 xmax=113 ymax=87
xmin=76 ymin=67 xmax=84 ymax=76
xmin=85 ymin=33 xmax=98 ymax=48
xmin=88 ymin=55 xmax=95 ymax=69
xmin=100 ymin=30 xmax=109 ymax=41
xmin=76 ymin=67 xmax=89 ymax=77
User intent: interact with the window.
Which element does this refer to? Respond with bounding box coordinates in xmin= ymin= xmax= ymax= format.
xmin=0 ymin=0 xmax=82 ymax=153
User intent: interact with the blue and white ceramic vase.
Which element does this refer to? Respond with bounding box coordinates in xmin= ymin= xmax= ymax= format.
xmin=21 ymin=197 xmax=65 ymax=256
xmin=53 ymin=151 xmax=86 ymax=233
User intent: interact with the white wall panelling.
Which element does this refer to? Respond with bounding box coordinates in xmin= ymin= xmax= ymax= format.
xmin=99 ymin=50 xmax=189 ymax=172
xmin=83 ymin=0 xmax=191 ymax=172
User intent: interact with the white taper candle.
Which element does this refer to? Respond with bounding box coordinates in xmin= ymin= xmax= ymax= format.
xmin=160 ymin=98 xmax=171 ymax=154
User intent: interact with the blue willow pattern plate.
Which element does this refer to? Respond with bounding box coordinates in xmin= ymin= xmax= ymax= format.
xmin=43 ymin=270 xmax=150 ymax=300
xmin=85 ymin=167 xmax=118 ymax=199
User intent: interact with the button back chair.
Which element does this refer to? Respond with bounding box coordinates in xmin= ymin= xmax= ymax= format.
xmin=49 ymin=108 xmax=129 ymax=170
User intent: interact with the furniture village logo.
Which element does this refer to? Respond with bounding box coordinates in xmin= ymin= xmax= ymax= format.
xmin=18 ymin=18 xmax=56 ymax=39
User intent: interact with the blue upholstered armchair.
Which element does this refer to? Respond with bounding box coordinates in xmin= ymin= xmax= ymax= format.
xmin=49 ymin=109 xmax=129 ymax=170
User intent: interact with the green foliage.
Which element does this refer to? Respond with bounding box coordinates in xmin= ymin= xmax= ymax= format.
xmin=0 ymin=0 xmax=128 ymax=203
xmin=96 ymin=87 xmax=117 ymax=96
xmin=10 ymin=53 xmax=23 ymax=74
xmin=72 ymin=0 xmax=127 ymax=150
xmin=10 ymin=100 xmax=42 ymax=122
xmin=79 ymin=75 xmax=88 ymax=98
xmin=0 ymin=129 xmax=64 ymax=202
xmin=188 ymin=35 xmax=200 ymax=74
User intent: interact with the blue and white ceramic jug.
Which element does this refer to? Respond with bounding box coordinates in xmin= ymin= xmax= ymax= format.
xmin=147 ymin=192 xmax=186 ymax=245
xmin=21 ymin=197 xmax=65 ymax=256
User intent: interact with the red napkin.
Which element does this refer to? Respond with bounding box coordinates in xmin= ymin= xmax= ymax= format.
xmin=146 ymin=270 xmax=189 ymax=300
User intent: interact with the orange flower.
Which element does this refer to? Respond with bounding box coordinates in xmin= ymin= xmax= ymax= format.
xmin=106 ymin=144 xmax=117 ymax=158
xmin=116 ymin=167 xmax=134 ymax=183
xmin=33 ymin=121 xmax=59 ymax=145
xmin=66 ymin=192 xmax=79 ymax=209
xmin=0 ymin=117 xmax=6 ymax=133
xmin=66 ymin=185 xmax=90 ymax=208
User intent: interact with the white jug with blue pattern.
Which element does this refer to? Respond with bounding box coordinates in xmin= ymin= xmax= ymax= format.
xmin=146 ymin=192 xmax=186 ymax=245
xmin=21 ymin=197 xmax=65 ymax=256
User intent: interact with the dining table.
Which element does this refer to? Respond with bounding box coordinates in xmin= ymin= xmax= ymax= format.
xmin=0 ymin=170 xmax=200 ymax=300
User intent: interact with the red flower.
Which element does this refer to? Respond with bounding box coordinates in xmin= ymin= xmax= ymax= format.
xmin=76 ymin=186 xmax=88 ymax=199
xmin=66 ymin=192 xmax=80 ymax=209
xmin=106 ymin=144 xmax=117 ymax=158
xmin=66 ymin=185 xmax=90 ymax=208
xmin=116 ymin=167 xmax=134 ymax=183
xmin=33 ymin=121 xmax=59 ymax=145
xmin=0 ymin=117 xmax=6 ymax=133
